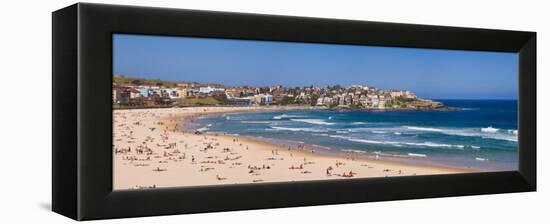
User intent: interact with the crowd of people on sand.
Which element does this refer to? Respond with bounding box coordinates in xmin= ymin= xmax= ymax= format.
xmin=289 ymin=164 xmax=304 ymax=170
xmin=132 ymin=184 xmax=156 ymax=189
xmin=121 ymin=155 xmax=151 ymax=161
xmin=325 ymin=167 xmax=355 ymax=177
xmin=248 ymin=164 xmax=271 ymax=174
xmin=115 ymin=109 xmax=402 ymax=189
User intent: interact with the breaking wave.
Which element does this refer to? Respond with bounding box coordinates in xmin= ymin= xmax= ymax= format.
xmin=404 ymin=126 xmax=518 ymax=142
xmin=290 ymin=118 xmax=335 ymax=125
xmin=408 ymin=153 xmax=427 ymax=158
xmin=269 ymin=126 xmax=326 ymax=133
xmin=481 ymin=126 xmax=499 ymax=133
xmin=196 ymin=127 xmax=209 ymax=132
xmin=273 ymin=114 xmax=305 ymax=120
xmin=328 ymin=134 xmax=474 ymax=149
xmin=240 ymin=121 xmax=272 ymax=124
xmin=405 ymin=126 xmax=444 ymax=132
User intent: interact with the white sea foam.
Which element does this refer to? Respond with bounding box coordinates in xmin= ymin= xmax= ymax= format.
xmin=348 ymin=138 xmax=390 ymax=145
xmin=371 ymin=151 xmax=396 ymax=157
xmin=482 ymin=135 xmax=518 ymax=142
xmin=405 ymin=126 xmax=444 ymax=132
xmin=273 ymin=114 xmax=304 ymax=120
xmin=471 ymin=145 xmax=481 ymax=149
xmin=240 ymin=121 xmax=272 ymax=124
xmin=408 ymin=153 xmax=428 ymax=158
xmin=453 ymin=129 xmax=517 ymax=142
xmin=291 ymin=119 xmax=335 ymax=125
xmin=403 ymin=126 xmax=518 ymax=142
xmin=328 ymin=135 xmax=469 ymax=149
xmin=347 ymin=125 xmax=518 ymax=143
xmin=328 ymin=135 xmax=399 ymax=146
xmin=341 ymin=149 xmax=366 ymax=154
xmin=475 ymin=157 xmax=489 ymax=161
xmin=347 ymin=128 xmax=366 ymax=132
xmin=196 ymin=127 xmax=209 ymax=132
xmin=481 ymin=126 xmax=499 ymax=133
xmin=351 ymin=122 xmax=367 ymax=125
xmin=270 ymin=126 xmax=326 ymax=133
xmin=402 ymin=141 xmax=464 ymax=148
xmin=371 ymin=130 xmax=388 ymax=134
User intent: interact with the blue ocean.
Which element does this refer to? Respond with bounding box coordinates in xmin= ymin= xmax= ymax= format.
xmin=189 ymin=100 xmax=518 ymax=171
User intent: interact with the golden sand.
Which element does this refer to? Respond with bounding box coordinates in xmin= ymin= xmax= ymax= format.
xmin=113 ymin=106 xmax=470 ymax=190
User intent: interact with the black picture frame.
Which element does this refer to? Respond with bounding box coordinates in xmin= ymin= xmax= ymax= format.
xmin=52 ymin=2 xmax=536 ymax=221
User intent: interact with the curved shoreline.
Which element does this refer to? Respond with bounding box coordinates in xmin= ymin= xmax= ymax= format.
xmin=182 ymin=109 xmax=477 ymax=172
xmin=113 ymin=106 xmax=473 ymax=190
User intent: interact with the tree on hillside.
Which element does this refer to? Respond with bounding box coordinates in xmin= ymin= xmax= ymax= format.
xmin=279 ymin=96 xmax=294 ymax=105
xmin=131 ymin=80 xmax=142 ymax=86
xmin=309 ymin=95 xmax=319 ymax=106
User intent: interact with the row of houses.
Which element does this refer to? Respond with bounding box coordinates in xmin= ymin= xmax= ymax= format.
xmin=112 ymin=83 xmax=228 ymax=103
xmin=113 ymin=83 xmax=276 ymax=106
xmin=316 ymin=92 xmax=393 ymax=109
xmin=113 ymin=81 xmax=420 ymax=108
xmin=315 ymin=87 xmax=417 ymax=109
xmin=226 ymin=93 xmax=273 ymax=105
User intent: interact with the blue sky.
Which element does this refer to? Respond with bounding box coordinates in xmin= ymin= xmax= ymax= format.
xmin=113 ymin=34 xmax=518 ymax=99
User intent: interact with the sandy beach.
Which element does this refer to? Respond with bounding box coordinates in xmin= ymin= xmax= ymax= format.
xmin=113 ymin=106 xmax=471 ymax=190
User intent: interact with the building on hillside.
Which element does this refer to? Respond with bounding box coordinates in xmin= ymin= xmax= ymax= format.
xmin=404 ymin=90 xmax=417 ymax=99
xmin=199 ymin=86 xmax=225 ymax=94
xmin=358 ymin=95 xmax=369 ymax=107
xmin=165 ymin=89 xmax=182 ymax=99
xmin=112 ymin=87 xmax=140 ymax=103
xmin=175 ymin=88 xmax=190 ymax=98
xmin=316 ymin=96 xmax=334 ymax=106
xmin=391 ymin=90 xmax=417 ymax=99
xmin=125 ymin=87 xmax=141 ymax=99
xmin=253 ymin=94 xmax=273 ymax=105
xmin=338 ymin=95 xmax=345 ymax=105
xmin=367 ymin=95 xmax=379 ymax=108
xmin=209 ymin=90 xmax=227 ymax=98
xmin=262 ymin=94 xmax=273 ymax=104
xmin=228 ymin=97 xmax=252 ymax=105
xmin=390 ymin=90 xmax=404 ymax=98
xmin=379 ymin=98 xmax=390 ymax=109
xmin=138 ymin=88 xmax=152 ymax=98
xmin=176 ymin=82 xmax=197 ymax=88
xmin=112 ymin=89 xmax=118 ymax=103
xmin=344 ymin=94 xmax=353 ymax=105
